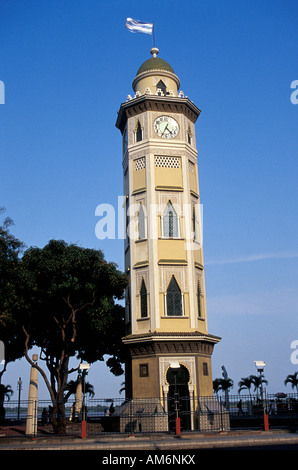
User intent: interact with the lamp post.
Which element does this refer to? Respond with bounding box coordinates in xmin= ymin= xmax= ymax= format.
xmin=254 ymin=361 xmax=269 ymax=431
xmin=170 ymin=362 xmax=181 ymax=436
xmin=17 ymin=377 xmax=22 ymax=421
xmin=79 ymin=363 xmax=90 ymax=438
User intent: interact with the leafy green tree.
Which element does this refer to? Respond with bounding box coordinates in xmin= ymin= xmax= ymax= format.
xmin=14 ymin=239 xmax=127 ymax=434
xmin=0 ymin=208 xmax=27 ymax=383
xmin=284 ymin=372 xmax=298 ymax=393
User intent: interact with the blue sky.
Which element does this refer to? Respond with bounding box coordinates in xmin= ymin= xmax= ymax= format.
xmin=1 ymin=0 xmax=298 ymax=400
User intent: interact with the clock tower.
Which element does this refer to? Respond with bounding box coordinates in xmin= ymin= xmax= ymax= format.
xmin=116 ymin=48 xmax=221 ymax=430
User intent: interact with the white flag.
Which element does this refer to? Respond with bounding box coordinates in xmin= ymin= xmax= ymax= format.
xmin=126 ymin=18 xmax=153 ymax=35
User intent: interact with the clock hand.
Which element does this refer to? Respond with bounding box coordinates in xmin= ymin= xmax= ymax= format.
xmin=161 ymin=123 xmax=169 ymax=137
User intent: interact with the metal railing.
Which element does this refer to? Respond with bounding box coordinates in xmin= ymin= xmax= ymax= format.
xmin=0 ymin=393 xmax=297 ymax=438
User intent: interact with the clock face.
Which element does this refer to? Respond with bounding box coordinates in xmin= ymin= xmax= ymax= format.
xmin=153 ymin=116 xmax=179 ymax=139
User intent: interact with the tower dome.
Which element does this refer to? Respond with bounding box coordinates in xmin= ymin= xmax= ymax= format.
xmin=132 ymin=48 xmax=180 ymax=95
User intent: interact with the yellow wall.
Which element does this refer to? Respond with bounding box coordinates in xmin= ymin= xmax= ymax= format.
xmin=154 ymin=165 xmax=182 ymax=190
xmin=193 ymin=246 xmax=204 ymax=266
xmin=134 ymin=74 xmax=179 ymax=96
xmin=189 ymin=164 xmax=198 ymax=194
xmin=196 ymin=357 xmax=214 ymax=396
xmin=134 ymin=240 xmax=148 ymax=266
xmin=131 ymin=357 xmax=160 ymax=398
xmin=133 ymin=165 xmax=146 ymax=193
xmin=157 ymin=239 xmax=186 ymax=263
xmin=136 ymin=317 xmax=150 ymax=334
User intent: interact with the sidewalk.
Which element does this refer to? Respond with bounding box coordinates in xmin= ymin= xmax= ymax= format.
xmin=1 ymin=429 xmax=298 ymax=451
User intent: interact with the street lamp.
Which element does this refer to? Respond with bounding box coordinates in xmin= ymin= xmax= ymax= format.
xmin=79 ymin=363 xmax=90 ymax=439
xmin=254 ymin=360 xmax=269 ymax=431
xmin=17 ymin=377 xmax=22 ymax=421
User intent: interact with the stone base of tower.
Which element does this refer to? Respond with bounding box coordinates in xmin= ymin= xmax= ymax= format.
xmin=121 ymin=331 xmax=227 ymax=432
xmin=123 ymin=331 xmax=221 ymax=398
xmin=116 ymin=398 xmax=169 ymax=433
xmin=197 ymin=397 xmax=230 ymax=432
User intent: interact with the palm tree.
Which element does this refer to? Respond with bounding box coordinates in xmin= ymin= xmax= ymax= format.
xmin=250 ymin=374 xmax=268 ymax=397
xmin=0 ymin=384 xmax=13 ymax=403
xmin=220 ymin=378 xmax=234 ymax=393
xmin=64 ymin=379 xmax=95 ymax=401
xmin=213 ymin=378 xmax=233 ymax=394
xmin=213 ymin=378 xmax=223 ymax=395
xmin=238 ymin=376 xmax=254 ymax=398
xmin=0 ymin=384 xmax=13 ymax=420
xmin=284 ymin=372 xmax=298 ymax=393
xmin=213 ymin=377 xmax=233 ymax=410
xmin=119 ymin=381 xmax=125 ymax=395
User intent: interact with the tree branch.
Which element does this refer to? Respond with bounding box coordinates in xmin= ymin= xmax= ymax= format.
xmin=62 ymin=291 xmax=97 ymax=344
xmin=22 ymin=325 xmax=56 ymax=404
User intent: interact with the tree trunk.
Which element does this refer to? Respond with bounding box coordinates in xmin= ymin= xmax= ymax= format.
xmin=50 ymin=400 xmax=67 ymax=434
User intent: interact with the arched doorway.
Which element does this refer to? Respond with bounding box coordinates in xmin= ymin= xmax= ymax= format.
xmin=166 ymin=364 xmax=191 ymax=431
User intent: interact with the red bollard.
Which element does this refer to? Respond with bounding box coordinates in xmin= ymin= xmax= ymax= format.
xmin=81 ymin=420 xmax=87 ymax=439
xmin=175 ymin=417 xmax=181 ymax=436
xmin=263 ymin=414 xmax=269 ymax=431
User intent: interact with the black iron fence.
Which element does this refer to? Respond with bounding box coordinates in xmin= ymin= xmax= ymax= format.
xmin=0 ymin=393 xmax=297 ymax=438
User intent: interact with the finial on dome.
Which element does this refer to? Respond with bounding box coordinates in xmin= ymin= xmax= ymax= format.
xmin=150 ymin=47 xmax=159 ymax=58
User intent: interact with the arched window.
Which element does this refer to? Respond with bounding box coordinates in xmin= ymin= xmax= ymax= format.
xmin=136 ymin=121 xmax=142 ymax=142
xmin=162 ymin=202 xmax=179 ymax=238
xmin=140 ymin=279 xmax=148 ymax=318
xmin=138 ymin=204 xmax=146 ymax=240
xmin=187 ymin=125 xmax=192 ymax=145
xmin=125 ymin=197 xmax=130 ymax=242
xmin=197 ymin=281 xmax=202 ymax=318
xmin=192 ymin=207 xmax=196 ymax=240
xmin=156 ymin=79 xmax=167 ymax=95
xmin=166 ymin=276 xmax=182 ymax=316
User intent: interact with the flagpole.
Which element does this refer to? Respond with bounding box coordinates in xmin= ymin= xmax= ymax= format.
xmin=152 ymin=22 xmax=155 ymax=48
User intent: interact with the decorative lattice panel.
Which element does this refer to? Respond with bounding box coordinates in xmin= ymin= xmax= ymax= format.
xmin=155 ymin=156 xmax=180 ymax=168
xmin=134 ymin=156 xmax=146 ymax=171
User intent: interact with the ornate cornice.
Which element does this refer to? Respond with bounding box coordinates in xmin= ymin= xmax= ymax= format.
xmin=116 ymin=95 xmax=201 ymax=133
xmin=122 ymin=331 xmax=221 ymax=358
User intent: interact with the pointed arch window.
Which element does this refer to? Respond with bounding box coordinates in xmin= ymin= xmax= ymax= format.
xmin=156 ymin=79 xmax=167 ymax=96
xmin=192 ymin=207 xmax=196 ymax=240
xmin=138 ymin=204 xmax=146 ymax=240
xmin=125 ymin=196 xmax=130 ymax=243
xmin=136 ymin=121 xmax=143 ymax=142
xmin=187 ymin=125 xmax=192 ymax=145
xmin=140 ymin=279 xmax=148 ymax=318
xmin=197 ymin=281 xmax=202 ymax=318
xmin=192 ymin=203 xmax=201 ymax=242
xmin=162 ymin=202 xmax=180 ymax=238
xmin=166 ymin=276 xmax=183 ymax=317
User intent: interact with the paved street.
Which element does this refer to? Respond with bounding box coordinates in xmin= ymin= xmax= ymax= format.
xmin=1 ymin=429 xmax=298 ymax=451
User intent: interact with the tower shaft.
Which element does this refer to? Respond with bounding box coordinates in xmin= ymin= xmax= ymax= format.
xmin=116 ymin=48 xmax=220 ymax=404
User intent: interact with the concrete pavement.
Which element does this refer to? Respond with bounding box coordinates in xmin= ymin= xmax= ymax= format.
xmin=0 ymin=429 xmax=298 ymax=451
